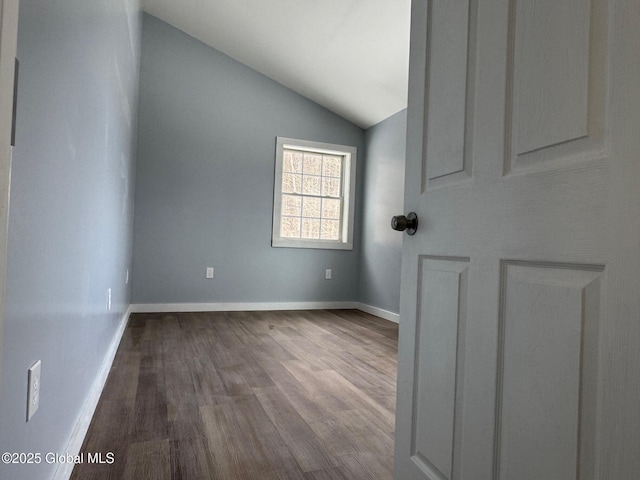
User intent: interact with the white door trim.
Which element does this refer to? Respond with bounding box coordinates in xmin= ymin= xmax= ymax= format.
xmin=0 ymin=0 xmax=19 ymax=391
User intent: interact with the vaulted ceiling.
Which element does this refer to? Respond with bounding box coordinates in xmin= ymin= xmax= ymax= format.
xmin=141 ymin=0 xmax=411 ymax=129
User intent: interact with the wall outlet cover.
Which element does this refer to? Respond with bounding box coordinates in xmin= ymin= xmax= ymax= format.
xmin=27 ymin=360 xmax=41 ymax=421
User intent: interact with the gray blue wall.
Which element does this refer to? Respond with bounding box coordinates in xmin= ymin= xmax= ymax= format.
xmin=132 ymin=15 xmax=365 ymax=305
xmin=358 ymin=110 xmax=406 ymax=314
xmin=0 ymin=1 xmax=141 ymax=479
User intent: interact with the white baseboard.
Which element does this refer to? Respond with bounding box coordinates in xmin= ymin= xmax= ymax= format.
xmin=52 ymin=305 xmax=132 ymax=480
xmin=355 ymin=303 xmax=400 ymax=323
xmin=130 ymin=301 xmax=399 ymax=323
xmin=130 ymin=301 xmax=358 ymax=313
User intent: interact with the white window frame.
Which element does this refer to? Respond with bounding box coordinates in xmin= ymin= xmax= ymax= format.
xmin=272 ymin=137 xmax=357 ymax=250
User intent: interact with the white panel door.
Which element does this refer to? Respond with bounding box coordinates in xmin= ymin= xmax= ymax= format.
xmin=394 ymin=1 xmax=640 ymax=479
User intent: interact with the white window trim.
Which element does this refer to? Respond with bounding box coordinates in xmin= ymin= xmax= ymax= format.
xmin=272 ymin=137 xmax=357 ymax=250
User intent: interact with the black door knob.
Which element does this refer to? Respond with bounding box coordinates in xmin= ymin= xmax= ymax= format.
xmin=391 ymin=212 xmax=418 ymax=235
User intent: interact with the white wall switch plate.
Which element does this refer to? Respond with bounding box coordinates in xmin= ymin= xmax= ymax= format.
xmin=125 ymin=269 xmax=129 ymax=285
xmin=325 ymin=269 xmax=332 ymax=280
xmin=107 ymin=288 xmax=112 ymax=311
xmin=206 ymin=267 xmax=214 ymax=279
xmin=27 ymin=360 xmax=41 ymax=421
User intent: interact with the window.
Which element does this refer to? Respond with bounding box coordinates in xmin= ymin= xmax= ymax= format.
xmin=272 ymin=137 xmax=357 ymax=250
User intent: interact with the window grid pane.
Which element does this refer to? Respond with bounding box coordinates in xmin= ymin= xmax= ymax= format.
xmin=281 ymin=149 xmax=345 ymax=241
xmin=303 ymin=153 xmax=322 ymax=175
xmin=322 ymin=177 xmax=341 ymax=198
xmin=302 ymin=175 xmax=321 ymax=196
xmin=280 ymin=216 xmax=301 ymax=238
xmin=320 ymin=219 xmax=340 ymax=240
xmin=283 ymin=151 xmax=303 ymax=173
xmin=322 ymin=156 xmax=342 ymax=178
xmin=302 ymin=218 xmax=321 ymax=239
xmin=321 ymin=198 xmax=341 ymax=220
xmin=282 ymin=173 xmax=302 ymax=194
xmin=302 ymin=197 xmax=321 ymax=218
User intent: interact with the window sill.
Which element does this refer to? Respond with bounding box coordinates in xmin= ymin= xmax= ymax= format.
xmin=271 ymin=238 xmax=353 ymax=251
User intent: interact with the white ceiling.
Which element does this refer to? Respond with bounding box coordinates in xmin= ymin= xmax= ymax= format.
xmin=141 ymin=0 xmax=411 ymax=129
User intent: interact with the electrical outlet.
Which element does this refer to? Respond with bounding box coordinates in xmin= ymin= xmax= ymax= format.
xmin=107 ymin=288 xmax=112 ymax=311
xmin=206 ymin=267 xmax=214 ymax=279
xmin=325 ymin=269 xmax=332 ymax=280
xmin=27 ymin=360 xmax=41 ymax=421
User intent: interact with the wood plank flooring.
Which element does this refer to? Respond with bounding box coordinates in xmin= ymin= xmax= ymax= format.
xmin=71 ymin=309 xmax=398 ymax=480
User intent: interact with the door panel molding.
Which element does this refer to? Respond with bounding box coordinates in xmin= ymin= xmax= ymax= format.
xmin=422 ymin=0 xmax=477 ymax=190
xmin=494 ymin=260 xmax=604 ymax=480
xmin=504 ymin=0 xmax=610 ymax=175
xmin=410 ymin=256 xmax=470 ymax=480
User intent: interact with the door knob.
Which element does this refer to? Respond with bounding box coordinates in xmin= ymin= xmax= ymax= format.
xmin=391 ymin=212 xmax=418 ymax=235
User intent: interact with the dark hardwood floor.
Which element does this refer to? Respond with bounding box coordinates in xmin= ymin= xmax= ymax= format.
xmin=71 ymin=309 xmax=398 ymax=480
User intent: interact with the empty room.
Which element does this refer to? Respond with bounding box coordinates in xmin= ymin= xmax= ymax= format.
xmin=0 ymin=1 xmax=639 ymax=480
